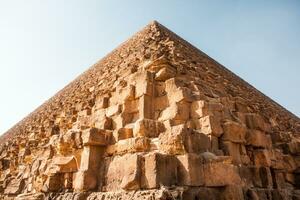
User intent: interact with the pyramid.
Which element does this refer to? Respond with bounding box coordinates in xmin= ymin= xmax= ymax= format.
xmin=0 ymin=21 xmax=300 ymax=199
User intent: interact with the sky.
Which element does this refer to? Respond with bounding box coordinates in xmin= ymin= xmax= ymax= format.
xmin=0 ymin=0 xmax=299 ymax=134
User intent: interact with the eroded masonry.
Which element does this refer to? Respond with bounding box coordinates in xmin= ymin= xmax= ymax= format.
xmin=1 ymin=21 xmax=300 ymax=200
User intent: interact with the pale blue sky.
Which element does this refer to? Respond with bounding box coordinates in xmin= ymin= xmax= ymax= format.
xmin=0 ymin=0 xmax=299 ymax=134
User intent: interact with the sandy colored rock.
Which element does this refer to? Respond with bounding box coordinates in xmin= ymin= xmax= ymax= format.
xmin=0 ymin=21 xmax=299 ymax=199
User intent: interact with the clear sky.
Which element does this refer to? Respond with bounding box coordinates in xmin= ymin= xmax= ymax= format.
xmin=0 ymin=0 xmax=299 ymax=134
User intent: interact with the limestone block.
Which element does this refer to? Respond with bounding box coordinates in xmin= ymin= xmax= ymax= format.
xmin=123 ymin=99 xmax=139 ymax=114
xmin=287 ymin=140 xmax=300 ymax=155
xmin=93 ymin=109 xmax=106 ymax=121
xmin=94 ymin=96 xmax=109 ymax=110
xmin=177 ymin=154 xmax=204 ymax=186
xmin=158 ymin=125 xmax=210 ymax=155
xmin=131 ymin=71 xmax=154 ymax=98
xmin=221 ymin=141 xmax=242 ymax=164
xmin=158 ymin=126 xmax=186 ymax=155
xmin=42 ymin=174 xmax=63 ymax=192
xmin=4 ymin=178 xmax=25 ymax=195
xmin=117 ymin=127 xmax=133 ymax=140
xmin=190 ymin=100 xmax=223 ymax=119
xmin=139 ymin=95 xmax=153 ymax=119
xmin=112 ymin=114 xmax=132 ymax=130
xmin=203 ymin=161 xmax=241 ymax=187
xmin=220 ymin=185 xmax=244 ymax=200
xmin=104 ymin=154 xmax=141 ymax=191
xmin=245 ymin=113 xmax=270 ymax=132
xmin=185 ymin=130 xmax=211 ymax=153
xmin=222 ymin=121 xmax=247 ymax=143
xmin=110 ymin=85 xmax=135 ymax=105
xmin=95 ymin=117 xmax=112 ymax=130
xmin=79 ymin=146 xmax=104 ymax=172
xmin=246 ymin=130 xmax=272 ymax=148
xmin=81 ymin=128 xmax=111 ymax=146
xmin=73 ymin=170 xmax=97 ymax=192
xmin=159 ymin=102 xmax=190 ymax=122
xmin=142 ymin=153 xmax=177 ymax=189
xmin=155 ymin=65 xmax=176 ymax=81
xmin=154 ymin=95 xmax=169 ymax=111
xmin=154 ymin=81 xmax=166 ymax=97
xmin=194 ymin=115 xmax=223 ymax=137
xmin=115 ymin=137 xmax=151 ymax=154
xmin=106 ymin=104 xmax=122 ymax=117
xmin=143 ymin=58 xmax=171 ymax=72
xmin=168 ymin=87 xmax=193 ymax=103
xmin=133 ymin=119 xmax=165 ymax=138
xmin=254 ymin=149 xmax=272 ymax=167
xmin=165 ymin=77 xmax=184 ymax=93
xmin=53 ymin=156 xmax=78 ymax=173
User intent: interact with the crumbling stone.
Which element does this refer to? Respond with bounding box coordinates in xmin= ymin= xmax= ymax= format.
xmin=0 ymin=21 xmax=298 ymax=200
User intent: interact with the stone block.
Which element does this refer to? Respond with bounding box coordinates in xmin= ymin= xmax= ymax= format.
xmin=131 ymin=71 xmax=154 ymax=98
xmin=159 ymin=125 xmax=211 ymax=155
xmin=142 ymin=153 xmax=177 ymax=189
xmin=222 ymin=121 xmax=246 ymax=143
xmin=167 ymin=87 xmax=193 ymax=103
xmin=190 ymin=100 xmax=223 ymax=119
xmin=159 ymin=102 xmax=190 ymax=122
xmin=155 ymin=65 xmax=176 ymax=81
xmin=115 ymin=137 xmax=151 ymax=154
xmin=117 ymin=127 xmax=133 ymax=140
xmin=139 ymin=95 xmax=154 ymax=119
xmin=254 ymin=149 xmax=272 ymax=167
xmin=73 ymin=170 xmax=97 ymax=191
xmin=53 ymin=156 xmax=78 ymax=173
xmin=79 ymin=145 xmax=104 ymax=172
xmin=123 ymin=99 xmax=139 ymax=114
xmin=4 ymin=178 xmax=25 ymax=195
xmin=221 ymin=141 xmax=242 ymax=164
xmin=246 ymin=130 xmax=272 ymax=148
xmin=220 ymin=185 xmax=244 ymax=200
xmin=133 ymin=118 xmax=165 ymax=138
xmin=95 ymin=117 xmax=112 ymax=130
xmin=42 ymin=174 xmax=63 ymax=192
xmin=245 ymin=113 xmax=270 ymax=132
xmin=104 ymin=154 xmax=141 ymax=191
xmin=154 ymin=81 xmax=166 ymax=97
xmin=106 ymin=104 xmax=122 ymax=117
xmin=94 ymin=96 xmax=109 ymax=110
xmin=177 ymin=154 xmax=204 ymax=186
xmin=110 ymin=85 xmax=135 ymax=105
xmin=154 ymin=95 xmax=169 ymax=111
xmin=287 ymin=141 xmax=300 ymax=155
xmin=203 ymin=161 xmax=241 ymax=187
xmin=158 ymin=125 xmax=186 ymax=155
xmin=81 ymin=128 xmax=111 ymax=146
xmin=194 ymin=115 xmax=223 ymax=137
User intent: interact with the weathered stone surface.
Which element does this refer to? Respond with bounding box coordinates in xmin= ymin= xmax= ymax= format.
xmin=194 ymin=115 xmax=223 ymax=137
xmin=142 ymin=153 xmax=177 ymax=189
xmin=73 ymin=170 xmax=97 ymax=192
xmin=104 ymin=154 xmax=141 ymax=191
xmin=53 ymin=156 xmax=78 ymax=173
xmin=222 ymin=121 xmax=247 ymax=143
xmin=177 ymin=154 xmax=204 ymax=186
xmin=0 ymin=21 xmax=298 ymax=200
xmin=190 ymin=100 xmax=223 ymax=119
xmin=203 ymin=161 xmax=241 ymax=187
xmin=81 ymin=128 xmax=111 ymax=146
xmin=133 ymin=118 xmax=165 ymax=138
xmin=246 ymin=130 xmax=272 ymax=148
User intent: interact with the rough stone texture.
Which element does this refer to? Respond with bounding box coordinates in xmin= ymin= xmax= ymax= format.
xmin=0 ymin=21 xmax=299 ymax=199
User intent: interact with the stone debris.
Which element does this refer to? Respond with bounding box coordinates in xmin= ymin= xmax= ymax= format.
xmin=0 ymin=21 xmax=300 ymax=199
